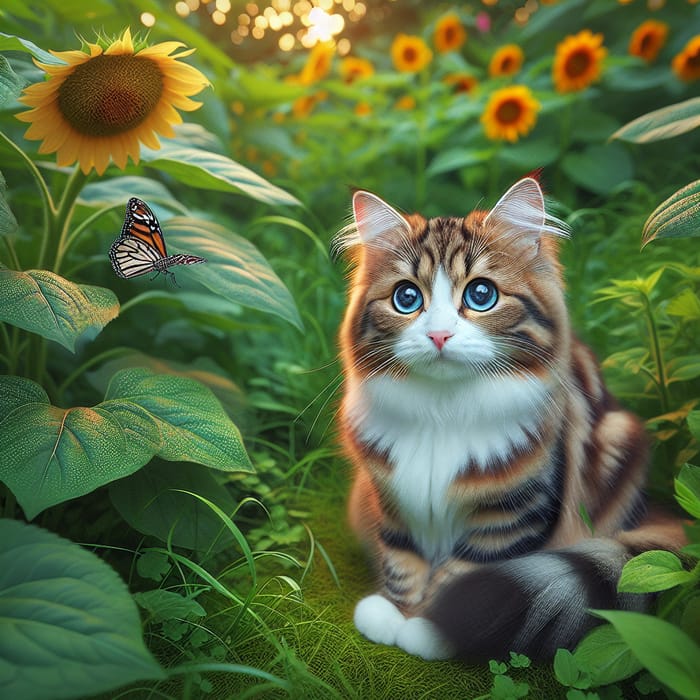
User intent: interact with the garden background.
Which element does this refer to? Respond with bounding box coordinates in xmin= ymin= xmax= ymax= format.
xmin=1 ymin=0 xmax=700 ymax=698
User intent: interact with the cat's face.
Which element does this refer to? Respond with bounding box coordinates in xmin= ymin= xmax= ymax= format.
xmin=338 ymin=178 xmax=569 ymax=383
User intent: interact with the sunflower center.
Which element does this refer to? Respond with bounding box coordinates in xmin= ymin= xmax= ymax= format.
xmin=501 ymin=56 xmax=514 ymax=72
xmin=403 ymin=46 xmax=418 ymax=64
xmin=640 ymin=33 xmax=655 ymax=54
xmin=565 ymin=49 xmax=592 ymax=78
xmin=57 ymin=55 xmax=164 ymax=137
xmin=496 ymin=98 xmax=522 ymax=124
xmin=688 ymin=48 xmax=700 ymax=69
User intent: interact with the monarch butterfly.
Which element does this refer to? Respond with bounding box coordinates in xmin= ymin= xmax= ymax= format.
xmin=109 ymin=197 xmax=206 ymax=282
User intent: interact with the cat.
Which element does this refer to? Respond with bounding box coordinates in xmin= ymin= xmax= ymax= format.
xmin=334 ymin=176 xmax=685 ymax=662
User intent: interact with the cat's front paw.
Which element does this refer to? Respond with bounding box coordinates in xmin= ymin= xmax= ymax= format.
xmin=395 ymin=617 xmax=454 ymax=661
xmin=353 ymin=594 xmax=406 ymax=646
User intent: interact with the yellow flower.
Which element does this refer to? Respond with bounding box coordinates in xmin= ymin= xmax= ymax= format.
xmin=395 ymin=95 xmax=416 ymax=110
xmin=299 ymin=43 xmax=334 ymax=85
xmin=354 ymin=101 xmax=372 ymax=116
xmin=16 ymin=28 xmax=209 ymax=175
xmin=481 ymin=85 xmax=540 ymax=143
xmin=391 ymin=34 xmax=433 ymax=73
xmin=340 ymin=56 xmax=375 ymax=83
xmin=292 ymin=91 xmax=327 ymax=118
xmin=443 ymin=73 xmax=479 ymax=94
xmin=434 ymin=14 xmax=466 ymax=54
xmin=672 ymin=35 xmax=700 ymax=81
xmin=488 ymin=44 xmax=524 ymax=77
xmin=629 ymin=20 xmax=668 ymax=62
xmin=553 ymin=30 xmax=607 ymax=93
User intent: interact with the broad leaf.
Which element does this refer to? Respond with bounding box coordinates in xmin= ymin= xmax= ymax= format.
xmin=592 ymin=610 xmax=700 ymax=699
xmin=618 ymin=550 xmax=692 ymax=593
xmin=426 ymin=148 xmax=494 ymax=177
xmin=0 ymin=519 xmax=164 ymax=700
xmin=110 ymin=460 xmax=240 ymax=552
xmin=574 ymin=624 xmax=641 ymax=686
xmin=612 ymin=97 xmax=700 ymax=144
xmin=133 ymin=589 xmax=206 ymax=622
xmin=141 ymin=141 xmax=300 ymax=207
xmin=79 ymin=176 xmax=177 ymax=209
xmin=105 ymin=367 xmax=253 ymax=471
xmin=0 ymin=171 xmax=18 ymax=237
xmin=0 ymin=54 xmax=23 ymax=107
xmin=561 ymin=143 xmax=633 ymax=195
xmin=0 ymin=369 xmax=252 ymax=519
xmin=642 ymin=180 xmax=700 ymax=247
xmin=0 ymin=267 xmax=118 ymax=352
xmin=676 ymin=464 xmax=700 ymax=519
xmin=0 ymin=31 xmax=64 ymax=65
xmin=158 ymin=216 xmax=302 ymax=328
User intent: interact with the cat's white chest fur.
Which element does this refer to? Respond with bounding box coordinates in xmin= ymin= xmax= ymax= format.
xmin=347 ymin=372 xmax=549 ymax=563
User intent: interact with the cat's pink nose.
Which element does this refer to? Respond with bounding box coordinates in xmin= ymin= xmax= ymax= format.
xmin=428 ymin=330 xmax=453 ymax=351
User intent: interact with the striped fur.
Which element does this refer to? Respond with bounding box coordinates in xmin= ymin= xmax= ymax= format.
xmin=336 ymin=178 xmax=686 ymax=662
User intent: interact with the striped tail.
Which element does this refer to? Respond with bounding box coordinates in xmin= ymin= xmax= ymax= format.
xmin=427 ymin=538 xmax=648 ymax=662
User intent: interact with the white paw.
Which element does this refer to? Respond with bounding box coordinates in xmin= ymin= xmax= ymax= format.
xmin=353 ymin=594 xmax=406 ymax=646
xmin=395 ymin=617 xmax=454 ymax=661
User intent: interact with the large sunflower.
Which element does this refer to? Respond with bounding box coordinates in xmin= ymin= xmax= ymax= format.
xmin=17 ymin=28 xmax=210 ymax=175
xmin=481 ymin=85 xmax=540 ymax=143
xmin=488 ymin=44 xmax=524 ymax=77
xmin=340 ymin=56 xmax=375 ymax=83
xmin=434 ymin=14 xmax=466 ymax=54
xmin=672 ymin=35 xmax=700 ymax=81
xmin=553 ymin=30 xmax=607 ymax=93
xmin=391 ymin=34 xmax=433 ymax=73
xmin=299 ymin=43 xmax=335 ymax=85
xmin=629 ymin=20 xmax=668 ymax=63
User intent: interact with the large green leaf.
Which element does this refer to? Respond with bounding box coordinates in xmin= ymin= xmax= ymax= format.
xmin=104 ymin=367 xmax=253 ymax=471
xmin=561 ymin=143 xmax=634 ymax=195
xmin=78 ymin=176 xmax=177 ymax=209
xmin=0 ymin=54 xmax=23 ymax=107
xmin=612 ymin=97 xmax=700 ymax=144
xmin=0 ymin=267 xmax=118 ymax=352
xmin=642 ymin=180 xmax=700 ymax=247
xmin=618 ymin=550 xmax=693 ymax=593
xmin=573 ymin=624 xmax=641 ymax=686
xmin=0 ymin=171 xmax=18 ymax=237
xmin=0 ymin=31 xmax=64 ymax=65
xmin=592 ymin=610 xmax=700 ymax=699
xmin=141 ymin=141 xmax=300 ymax=207
xmin=159 ymin=216 xmax=302 ymax=329
xmin=0 ymin=369 xmax=252 ymax=519
xmin=0 ymin=519 xmax=165 ymax=700
xmin=676 ymin=463 xmax=700 ymax=519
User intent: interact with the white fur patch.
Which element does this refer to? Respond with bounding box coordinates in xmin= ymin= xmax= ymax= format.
xmin=395 ymin=617 xmax=454 ymax=660
xmin=353 ymin=594 xmax=406 ymax=646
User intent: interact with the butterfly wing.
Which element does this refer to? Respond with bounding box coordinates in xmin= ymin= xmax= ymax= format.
xmin=109 ymin=236 xmax=161 ymax=278
xmin=122 ymin=197 xmax=168 ymax=257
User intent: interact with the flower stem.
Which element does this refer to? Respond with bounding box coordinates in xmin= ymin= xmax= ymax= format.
xmin=643 ymin=292 xmax=670 ymax=414
xmin=56 ymin=346 xmax=133 ymax=401
xmin=52 ymin=166 xmax=90 ymax=275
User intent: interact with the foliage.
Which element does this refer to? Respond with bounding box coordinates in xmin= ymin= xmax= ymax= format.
xmin=0 ymin=0 xmax=699 ymax=698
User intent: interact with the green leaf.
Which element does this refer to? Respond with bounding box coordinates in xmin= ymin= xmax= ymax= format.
xmin=688 ymin=414 xmax=700 ymax=442
xmin=0 ymin=267 xmax=118 ymax=352
xmin=0 ymin=54 xmax=23 ymax=107
xmin=141 ymin=140 xmax=300 ymax=207
xmin=574 ymin=624 xmax=642 ymax=686
xmin=611 ymin=97 xmax=700 ymax=144
xmin=676 ymin=464 xmax=700 ymax=519
xmin=591 ymin=609 xmax=700 ymax=699
xmin=426 ymin=148 xmax=495 ymax=177
xmin=667 ymin=356 xmax=700 ymax=384
xmin=554 ymin=648 xmax=591 ymax=689
xmin=0 ymin=519 xmax=165 ymax=700
xmin=78 ymin=176 xmax=177 ymax=209
xmin=105 ymin=367 xmax=253 ymax=471
xmin=0 ymin=31 xmax=64 ymax=65
xmin=230 ymin=66 xmax=307 ymax=108
xmin=561 ymin=143 xmax=634 ymax=195
xmin=136 ymin=550 xmax=170 ymax=582
xmin=618 ymin=550 xmax=692 ymax=593
xmin=158 ymin=216 xmax=302 ymax=329
xmin=667 ymin=289 xmax=700 ymax=320
xmin=109 ymin=460 xmax=241 ymax=552
xmin=133 ymin=589 xmax=206 ymax=622
xmin=0 ymin=171 xmax=18 ymax=237
xmin=642 ymin=180 xmax=700 ymax=247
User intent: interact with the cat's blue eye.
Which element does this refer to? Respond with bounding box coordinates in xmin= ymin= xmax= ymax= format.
xmin=392 ymin=282 xmax=423 ymax=314
xmin=463 ymin=279 xmax=498 ymax=312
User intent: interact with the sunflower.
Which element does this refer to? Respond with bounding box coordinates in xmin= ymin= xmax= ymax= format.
xmin=391 ymin=34 xmax=433 ymax=73
xmin=299 ymin=43 xmax=335 ymax=85
xmin=553 ymin=30 xmax=607 ymax=93
xmin=16 ymin=28 xmax=209 ymax=176
xmin=443 ymin=73 xmax=479 ymax=95
xmin=629 ymin=20 xmax=668 ymax=62
xmin=340 ymin=56 xmax=375 ymax=83
xmin=434 ymin=14 xmax=466 ymax=54
xmin=481 ymin=85 xmax=540 ymax=143
xmin=672 ymin=35 xmax=700 ymax=81
xmin=488 ymin=45 xmax=524 ymax=77
xmin=395 ymin=95 xmax=417 ymax=110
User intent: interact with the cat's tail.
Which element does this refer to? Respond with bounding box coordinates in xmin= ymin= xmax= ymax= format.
xmin=426 ymin=511 xmax=685 ymax=662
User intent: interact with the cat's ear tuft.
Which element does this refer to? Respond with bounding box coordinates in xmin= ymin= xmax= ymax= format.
xmin=352 ymin=191 xmax=411 ymax=245
xmin=484 ymin=177 xmax=568 ymax=256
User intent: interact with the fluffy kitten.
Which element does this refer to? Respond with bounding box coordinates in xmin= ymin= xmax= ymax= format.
xmin=335 ymin=177 xmax=685 ymax=662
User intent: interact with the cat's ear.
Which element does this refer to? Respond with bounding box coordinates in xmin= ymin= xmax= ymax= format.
xmin=352 ymin=191 xmax=411 ymax=245
xmin=484 ymin=177 xmax=566 ymax=257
